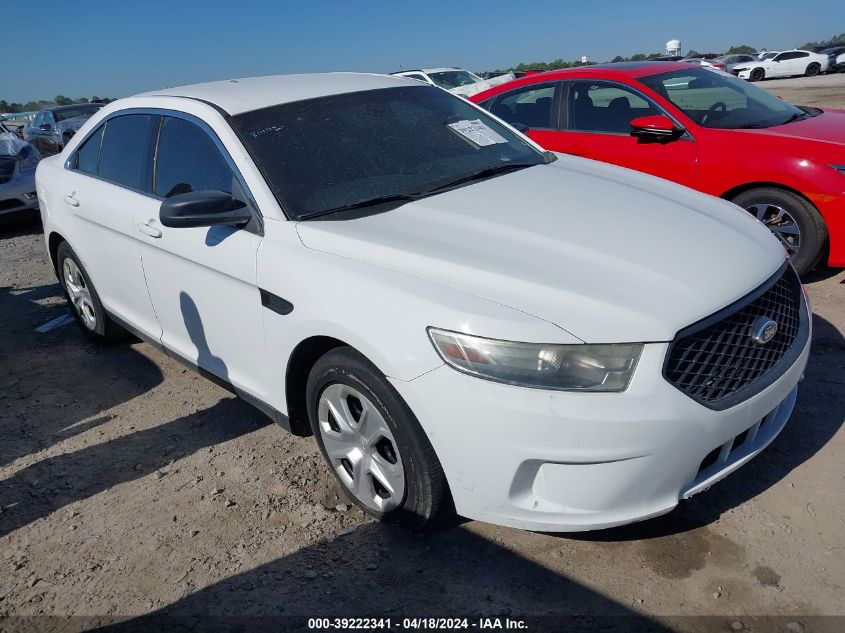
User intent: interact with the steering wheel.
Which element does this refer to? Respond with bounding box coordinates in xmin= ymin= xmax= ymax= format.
xmin=701 ymin=101 xmax=727 ymax=125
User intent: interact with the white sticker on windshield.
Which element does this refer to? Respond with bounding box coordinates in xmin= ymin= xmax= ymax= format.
xmin=447 ymin=119 xmax=508 ymax=147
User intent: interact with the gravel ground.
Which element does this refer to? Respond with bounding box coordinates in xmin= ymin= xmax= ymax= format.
xmin=0 ymin=80 xmax=844 ymax=632
xmin=760 ymin=72 xmax=845 ymax=108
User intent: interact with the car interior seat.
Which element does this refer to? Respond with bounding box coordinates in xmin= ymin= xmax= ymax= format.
xmin=571 ymin=86 xmax=595 ymax=130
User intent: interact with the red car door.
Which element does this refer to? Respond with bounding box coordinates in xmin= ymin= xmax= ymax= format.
xmin=550 ymin=80 xmax=698 ymax=188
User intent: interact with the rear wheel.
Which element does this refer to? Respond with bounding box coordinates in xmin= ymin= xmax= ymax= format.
xmin=731 ymin=188 xmax=827 ymax=276
xmin=805 ymin=62 xmax=821 ymax=77
xmin=56 ymin=242 xmax=125 ymax=343
xmin=306 ymin=347 xmax=447 ymax=528
xmin=749 ymin=67 xmax=765 ymax=82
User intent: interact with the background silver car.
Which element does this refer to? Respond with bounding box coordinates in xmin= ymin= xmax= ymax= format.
xmin=0 ymin=122 xmax=40 ymax=221
xmin=713 ymin=54 xmax=758 ymax=73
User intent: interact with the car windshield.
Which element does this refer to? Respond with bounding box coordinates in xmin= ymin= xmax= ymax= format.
xmin=231 ymin=85 xmax=546 ymax=220
xmin=54 ymin=105 xmax=101 ymax=122
xmin=760 ymin=52 xmax=778 ymax=60
xmin=428 ymin=70 xmax=482 ymax=89
xmin=639 ymin=67 xmax=805 ymax=129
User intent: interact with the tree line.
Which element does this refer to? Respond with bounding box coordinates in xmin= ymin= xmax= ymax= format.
xmin=0 ymin=95 xmax=116 ymax=115
xmin=486 ymin=34 xmax=844 ymax=75
xmin=4 ymin=32 xmax=843 ymax=112
xmin=801 ymin=32 xmax=845 ymax=49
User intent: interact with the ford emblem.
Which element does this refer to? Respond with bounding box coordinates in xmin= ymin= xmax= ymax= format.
xmin=750 ymin=316 xmax=778 ymax=345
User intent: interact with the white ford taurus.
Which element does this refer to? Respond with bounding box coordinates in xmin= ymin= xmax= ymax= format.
xmin=36 ymin=73 xmax=811 ymax=532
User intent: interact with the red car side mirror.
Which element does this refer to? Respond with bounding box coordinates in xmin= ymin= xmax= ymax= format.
xmin=630 ymin=115 xmax=685 ymax=143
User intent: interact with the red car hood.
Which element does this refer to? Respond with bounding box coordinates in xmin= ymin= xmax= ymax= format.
xmin=752 ymin=108 xmax=845 ymax=145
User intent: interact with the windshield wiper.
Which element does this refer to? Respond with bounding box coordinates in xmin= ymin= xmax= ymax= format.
xmin=424 ymin=162 xmax=539 ymax=195
xmin=740 ymin=112 xmax=809 ymax=129
xmin=738 ymin=121 xmax=775 ymax=129
xmin=779 ymin=112 xmax=809 ymax=125
xmin=298 ymin=192 xmax=426 ymax=221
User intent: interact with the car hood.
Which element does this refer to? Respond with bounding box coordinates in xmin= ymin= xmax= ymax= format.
xmin=296 ymin=156 xmax=785 ymax=343
xmin=749 ymin=109 xmax=845 ymax=145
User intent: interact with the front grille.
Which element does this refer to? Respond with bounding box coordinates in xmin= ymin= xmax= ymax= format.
xmin=664 ymin=263 xmax=808 ymax=410
xmin=0 ymin=158 xmax=14 ymax=185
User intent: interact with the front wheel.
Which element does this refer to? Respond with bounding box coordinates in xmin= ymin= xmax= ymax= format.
xmin=750 ymin=67 xmax=765 ymax=81
xmin=805 ymin=63 xmax=821 ymax=77
xmin=732 ymin=188 xmax=827 ymax=276
xmin=306 ymin=347 xmax=448 ymax=529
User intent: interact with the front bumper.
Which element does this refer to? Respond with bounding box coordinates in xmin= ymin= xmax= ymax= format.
xmin=0 ymin=168 xmax=38 ymax=216
xmin=391 ymin=336 xmax=810 ymax=532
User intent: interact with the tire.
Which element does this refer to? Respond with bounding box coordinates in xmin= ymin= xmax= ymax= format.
xmin=731 ymin=187 xmax=827 ymax=276
xmin=306 ymin=347 xmax=448 ymax=529
xmin=56 ymin=241 xmax=126 ymax=343
xmin=805 ymin=63 xmax=821 ymax=77
xmin=749 ymin=67 xmax=765 ymax=82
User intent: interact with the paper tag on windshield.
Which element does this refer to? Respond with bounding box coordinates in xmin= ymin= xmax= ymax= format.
xmin=447 ymin=119 xmax=507 ymax=147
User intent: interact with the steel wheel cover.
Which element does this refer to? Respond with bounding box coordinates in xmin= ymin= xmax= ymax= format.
xmin=317 ymin=383 xmax=405 ymax=512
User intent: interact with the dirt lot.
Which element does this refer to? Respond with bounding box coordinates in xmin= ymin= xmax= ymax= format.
xmin=762 ymin=72 xmax=845 ymax=108
xmin=1 ymin=80 xmax=844 ymax=632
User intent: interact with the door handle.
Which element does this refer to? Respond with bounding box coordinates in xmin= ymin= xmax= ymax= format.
xmin=139 ymin=221 xmax=162 ymax=238
xmin=64 ymin=194 xmax=79 ymax=207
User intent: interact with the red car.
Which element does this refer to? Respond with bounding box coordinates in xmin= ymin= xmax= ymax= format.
xmin=470 ymin=62 xmax=845 ymax=275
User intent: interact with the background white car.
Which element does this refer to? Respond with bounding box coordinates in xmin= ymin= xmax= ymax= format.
xmin=733 ymin=49 xmax=829 ymax=81
xmin=391 ymin=67 xmax=515 ymax=97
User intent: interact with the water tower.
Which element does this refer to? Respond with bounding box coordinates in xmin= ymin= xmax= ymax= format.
xmin=666 ymin=39 xmax=682 ymax=56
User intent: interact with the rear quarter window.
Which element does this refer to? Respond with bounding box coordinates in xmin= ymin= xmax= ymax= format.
xmin=75 ymin=125 xmax=104 ymax=175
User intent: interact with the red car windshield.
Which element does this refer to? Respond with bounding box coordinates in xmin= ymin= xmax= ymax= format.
xmin=638 ymin=67 xmax=806 ymax=129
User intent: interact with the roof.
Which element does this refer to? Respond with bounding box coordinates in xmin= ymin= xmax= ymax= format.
xmin=139 ymin=72 xmax=418 ymax=116
xmin=467 ymin=62 xmax=697 ymax=102
xmin=391 ymin=68 xmax=463 ymax=75
xmin=542 ymin=61 xmax=693 ymax=78
xmin=42 ymin=103 xmax=104 ymax=113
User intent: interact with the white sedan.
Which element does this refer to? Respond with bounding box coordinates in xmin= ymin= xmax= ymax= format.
xmin=391 ymin=67 xmax=515 ymax=97
xmin=733 ymin=49 xmax=830 ymax=81
xmin=35 ymin=73 xmax=810 ymax=532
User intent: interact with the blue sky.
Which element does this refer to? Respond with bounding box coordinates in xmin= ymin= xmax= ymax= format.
xmin=1 ymin=0 xmax=839 ymax=102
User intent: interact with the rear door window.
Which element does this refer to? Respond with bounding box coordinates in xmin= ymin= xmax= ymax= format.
xmin=97 ymin=114 xmax=157 ymax=192
xmin=490 ymin=83 xmax=559 ymax=129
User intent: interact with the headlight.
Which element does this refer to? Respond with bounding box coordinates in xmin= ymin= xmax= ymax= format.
xmin=428 ymin=328 xmax=642 ymax=392
xmin=832 ymin=164 xmax=845 ymax=176
xmin=19 ymin=146 xmax=41 ymax=172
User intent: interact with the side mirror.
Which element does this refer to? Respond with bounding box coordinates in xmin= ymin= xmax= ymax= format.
xmin=159 ymin=190 xmax=253 ymax=229
xmin=630 ymin=115 xmax=685 ymax=144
